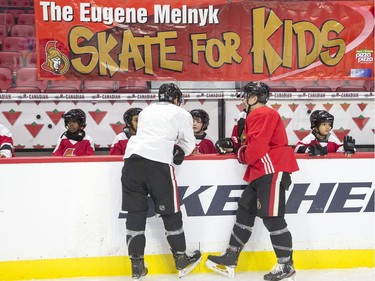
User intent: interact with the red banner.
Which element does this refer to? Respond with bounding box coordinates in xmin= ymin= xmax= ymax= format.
xmin=34 ymin=0 xmax=374 ymax=81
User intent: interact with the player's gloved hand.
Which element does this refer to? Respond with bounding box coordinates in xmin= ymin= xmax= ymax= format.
xmin=215 ymin=137 xmax=240 ymax=154
xmin=308 ymin=145 xmax=320 ymax=156
xmin=308 ymin=142 xmax=328 ymax=156
xmin=215 ymin=138 xmax=233 ymax=154
xmin=343 ymin=135 xmax=355 ymax=154
xmin=236 ymin=145 xmax=247 ymax=164
xmin=173 ymin=145 xmax=185 ymax=165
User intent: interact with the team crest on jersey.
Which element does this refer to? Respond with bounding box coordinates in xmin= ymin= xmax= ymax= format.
xmin=63 ymin=148 xmax=75 ymax=157
xmin=158 ymin=205 xmax=166 ymax=212
xmin=41 ymin=41 xmax=70 ymax=75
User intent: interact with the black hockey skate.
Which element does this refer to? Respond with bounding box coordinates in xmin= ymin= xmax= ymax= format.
xmin=172 ymin=249 xmax=202 ymax=278
xmin=264 ymin=259 xmax=296 ymax=281
xmin=130 ymin=254 xmax=148 ymax=281
xmin=205 ymin=246 xmax=242 ymax=278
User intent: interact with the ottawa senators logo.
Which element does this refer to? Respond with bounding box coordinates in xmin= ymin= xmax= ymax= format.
xmin=41 ymin=41 xmax=70 ymax=75
xmin=63 ymin=148 xmax=75 ymax=156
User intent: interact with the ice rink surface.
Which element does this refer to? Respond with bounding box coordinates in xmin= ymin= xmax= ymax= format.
xmin=41 ymin=268 xmax=374 ymax=281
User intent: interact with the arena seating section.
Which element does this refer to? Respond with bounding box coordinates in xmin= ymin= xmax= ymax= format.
xmin=0 ymin=0 xmax=151 ymax=93
xmin=0 ymin=1 xmax=373 ymax=93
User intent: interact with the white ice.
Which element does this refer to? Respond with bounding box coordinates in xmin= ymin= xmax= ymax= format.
xmin=38 ymin=268 xmax=374 ymax=281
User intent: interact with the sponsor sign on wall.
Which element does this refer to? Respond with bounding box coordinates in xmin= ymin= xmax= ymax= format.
xmin=0 ymin=156 xmax=373 ymax=260
xmin=34 ymin=1 xmax=374 ymax=81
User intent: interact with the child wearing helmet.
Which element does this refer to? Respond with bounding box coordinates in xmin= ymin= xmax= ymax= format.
xmin=209 ymin=82 xmax=299 ymax=281
xmin=0 ymin=124 xmax=14 ymax=158
xmin=217 ymin=82 xmax=272 ymax=154
xmin=52 ymin=108 xmax=95 ymax=156
xmin=231 ymin=109 xmax=247 ymax=144
xmin=121 ymin=83 xmax=201 ymax=280
xmin=230 ymin=88 xmax=251 ymax=144
xmin=110 ymin=107 xmax=142 ymax=155
xmin=294 ymin=110 xmax=355 ymax=156
xmin=190 ymin=109 xmax=216 ymax=154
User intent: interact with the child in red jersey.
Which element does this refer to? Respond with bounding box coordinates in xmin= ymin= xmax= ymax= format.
xmin=0 ymin=124 xmax=14 ymax=158
xmin=209 ymin=82 xmax=299 ymax=281
xmin=110 ymin=107 xmax=142 ymax=155
xmin=190 ymin=109 xmax=216 ymax=154
xmin=294 ymin=110 xmax=355 ymax=156
xmin=52 ymin=109 xmax=94 ymax=156
xmin=231 ymin=94 xmax=248 ymax=144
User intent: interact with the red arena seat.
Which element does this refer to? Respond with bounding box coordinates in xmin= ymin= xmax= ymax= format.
xmin=4 ymin=9 xmax=26 ymax=21
xmin=17 ymin=13 xmax=34 ymax=25
xmin=7 ymin=86 xmax=41 ymax=93
xmin=9 ymin=0 xmax=31 ymax=8
xmin=300 ymin=86 xmax=332 ymax=92
xmin=0 ymin=67 xmax=13 ymax=92
xmin=9 ymin=67 xmax=48 ymax=92
xmin=45 ymin=79 xmax=83 ymax=93
xmin=0 ymin=51 xmax=23 ymax=72
xmin=45 ymin=86 xmax=80 ymax=93
xmin=10 ymin=24 xmax=34 ymax=38
xmin=2 ymin=36 xmax=31 ymax=53
xmin=0 ymin=24 xmax=7 ymax=46
xmin=117 ymin=80 xmax=150 ymax=93
xmin=336 ymin=86 xmax=367 ymax=92
xmin=81 ymin=80 xmax=116 ymax=93
xmin=0 ymin=13 xmax=15 ymax=32
xmin=269 ymin=86 xmax=297 ymax=92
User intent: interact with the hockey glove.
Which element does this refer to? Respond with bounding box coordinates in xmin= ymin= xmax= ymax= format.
xmin=215 ymin=137 xmax=240 ymax=154
xmin=173 ymin=145 xmax=185 ymax=165
xmin=308 ymin=142 xmax=328 ymax=156
xmin=236 ymin=145 xmax=247 ymax=164
xmin=343 ymin=135 xmax=355 ymax=154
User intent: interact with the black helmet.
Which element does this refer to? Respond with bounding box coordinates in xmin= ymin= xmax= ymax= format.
xmin=63 ymin=108 xmax=86 ymax=128
xmin=190 ymin=109 xmax=210 ymax=131
xmin=123 ymin=107 xmax=142 ymax=128
xmin=158 ymin=83 xmax=183 ymax=105
xmin=242 ymin=82 xmax=271 ymax=104
xmin=310 ymin=110 xmax=334 ymax=129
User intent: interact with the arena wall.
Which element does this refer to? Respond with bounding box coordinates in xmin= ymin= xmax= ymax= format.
xmin=1 ymin=93 xmax=374 ymax=151
xmin=0 ymin=153 xmax=374 ymax=280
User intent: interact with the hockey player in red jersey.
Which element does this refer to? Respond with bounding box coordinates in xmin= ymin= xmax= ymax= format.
xmin=52 ymin=109 xmax=94 ymax=156
xmin=109 ymin=107 xmax=142 ymax=155
xmin=294 ymin=110 xmax=355 ymax=157
xmin=208 ymin=82 xmax=299 ymax=281
xmin=0 ymin=124 xmax=14 ymax=158
xmin=190 ymin=109 xmax=217 ymax=154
